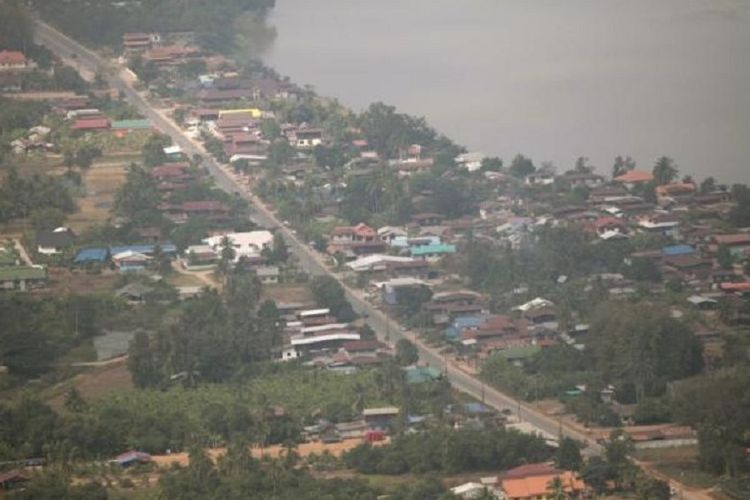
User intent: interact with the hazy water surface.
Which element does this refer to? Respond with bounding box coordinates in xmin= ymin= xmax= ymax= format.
xmin=264 ymin=0 xmax=750 ymax=183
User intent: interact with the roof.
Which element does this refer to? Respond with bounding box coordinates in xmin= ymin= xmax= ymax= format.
xmin=614 ymin=169 xmax=654 ymax=183
xmin=111 ymin=119 xmax=151 ymax=130
xmin=404 ymin=365 xmax=441 ymax=384
xmin=109 ymin=244 xmax=177 ymax=255
xmin=0 ymin=50 xmax=26 ymax=65
xmin=74 ymin=248 xmax=108 ymax=263
xmin=72 ymin=118 xmax=110 ymax=130
xmin=363 ymin=407 xmax=400 ymax=417
xmin=0 ymin=266 xmax=47 ymax=282
xmin=410 ymin=243 xmax=457 ymax=256
xmin=36 ymin=228 xmax=76 ymax=248
xmin=662 ymin=245 xmax=695 ymax=256
xmin=713 ymin=233 xmax=750 ymax=246
xmin=502 ymin=471 xmax=584 ymax=499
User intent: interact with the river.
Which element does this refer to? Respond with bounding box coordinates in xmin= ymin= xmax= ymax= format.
xmin=263 ymin=0 xmax=750 ymax=184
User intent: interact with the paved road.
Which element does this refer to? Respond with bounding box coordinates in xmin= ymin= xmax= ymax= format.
xmin=34 ymin=21 xmax=722 ymax=499
xmin=34 ymin=18 xmax=596 ymax=448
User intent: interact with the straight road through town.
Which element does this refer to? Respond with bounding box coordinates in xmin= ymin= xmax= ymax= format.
xmin=34 ymin=21 xmax=720 ymax=499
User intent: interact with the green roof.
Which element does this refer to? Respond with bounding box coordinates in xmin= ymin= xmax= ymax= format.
xmin=410 ymin=243 xmax=457 ymax=257
xmin=404 ymin=366 xmax=441 ymax=384
xmin=496 ymin=345 xmax=541 ymax=361
xmin=0 ymin=266 xmax=47 ymax=281
xmin=111 ymin=119 xmax=151 ymax=130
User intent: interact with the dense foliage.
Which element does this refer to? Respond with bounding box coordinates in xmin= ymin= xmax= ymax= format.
xmin=0 ymin=169 xmax=76 ymax=224
xmin=0 ymin=294 xmax=110 ymax=377
xmin=344 ymin=427 xmax=552 ymax=475
xmin=35 ymin=0 xmax=275 ymax=52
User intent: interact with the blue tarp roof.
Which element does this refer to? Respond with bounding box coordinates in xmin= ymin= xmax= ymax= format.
xmin=410 ymin=243 xmax=457 ymax=257
xmin=463 ymin=402 xmax=492 ymax=415
xmin=109 ymin=243 xmax=177 ymax=256
xmin=662 ymin=245 xmax=695 ymax=256
xmin=444 ymin=314 xmax=486 ymax=340
xmin=74 ymin=248 xmax=108 ymax=263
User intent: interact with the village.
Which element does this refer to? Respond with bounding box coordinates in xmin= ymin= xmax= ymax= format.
xmin=1 ymin=5 xmax=749 ymax=499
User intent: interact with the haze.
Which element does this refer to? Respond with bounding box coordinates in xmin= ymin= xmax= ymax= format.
xmin=266 ymin=0 xmax=750 ymax=182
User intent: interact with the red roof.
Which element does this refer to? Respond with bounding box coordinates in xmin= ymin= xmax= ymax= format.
xmin=713 ymin=234 xmax=750 ymax=246
xmin=151 ymin=163 xmax=190 ymax=178
xmin=615 ymin=170 xmax=654 ymax=183
xmin=720 ymin=282 xmax=750 ymax=293
xmin=0 ymin=50 xmax=26 ymax=65
xmin=72 ymin=118 xmax=110 ymax=130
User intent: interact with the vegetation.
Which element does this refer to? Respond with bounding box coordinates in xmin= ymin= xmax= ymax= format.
xmin=344 ymin=427 xmax=552 ymax=475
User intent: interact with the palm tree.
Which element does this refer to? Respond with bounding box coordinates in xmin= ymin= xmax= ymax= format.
xmin=652 ymin=156 xmax=678 ymax=185
xmin=547 ymin=476 xmax=569 ymax=500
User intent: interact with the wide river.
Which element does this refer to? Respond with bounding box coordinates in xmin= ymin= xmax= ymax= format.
xmin=264 ymin=0 xmax=750 ymax=184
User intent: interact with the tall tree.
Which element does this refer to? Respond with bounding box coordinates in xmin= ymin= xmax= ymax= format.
xmin=652 ymin=156 xmax=678 ymax=186
xmin=612 ymin=155 xmax=636 ymax=178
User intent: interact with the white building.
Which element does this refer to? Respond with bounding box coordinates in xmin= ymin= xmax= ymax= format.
xmin=202 ymin=230 xmax=274 ymax=262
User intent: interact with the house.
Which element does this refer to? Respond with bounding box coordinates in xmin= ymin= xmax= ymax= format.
xmin=500 ymin=463 xmax=586 ymax=500
xmin=363 ymin=407 xmax=400 ymax=430
xmin=203 ymin=231 xmax=274 ymax=262
xmin=36 ymin=227 xmax=76 ymax=255
xmin=346 ymin=254 xmax=416 ymax=273
xmin=377 ymin=225 xmax=408 ymax=243
xmin=376 ymin=277 xmax=429 ymax=306
xmin=0 ymin=469 xmax=30 ymax=490
xmin=656 ymin=182 xmax=696 ymax=204
xmin=455 ymin=152 xmax=485 ymax=172
xmin=0 ymin=266 xmax=47 ymax=291
xmin=637 ymin=213 xmax=681 ymax=238
xmin=410 ymin=243 xmax=457 ymax=260
xmin=293 ymin=128 xmax=323 ymax=148
xmin=524 ymin=170 xmax=555 ymax=186
xmin=0 ymin=50 xmax=27 ymax=71
xmin=712 ymin=233 xmax=750 ymax=257
xmin=112 ymin=250 xmax=152 ymax=272
xmin=614 ymin=169 xmax=654 ymax=188
xmin=112 ymin=450 xmax=152 ymax=467
xmin=122 ymin=32 xmax=160 ymax=53
xmin=160 ymin=200 xmax=231 ymax=223
xmin=71 ymin=117 xmax=111 ymax=132
xmin=450 ymin=482 xmax=499 ymax=499
xmin=111 ymin=119 xmax=152 ymax=132
xmin=183 ymin=245 xmax=218 ymax=269
xmin=255 ymin=265 xmax=280 ymax=284
xmin=330 ymin=223 xmax=377 ymax=244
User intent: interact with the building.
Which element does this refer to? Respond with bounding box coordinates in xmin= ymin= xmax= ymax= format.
xmin=362 ymin=407 xmax=400 ymax=430
xmin=0 ymin=266 xmax=47 ymax=291
xmin=36 ymin=227 xmax=76 ymax=255
xmin=203 ymin=231 xmax=273 ymax=262
xmin=0 ymin=50 xmax=27 ymax=71
xmin=255 ymin=265 xmax=280 ymax=284
xmin=500 ymin=463 xmax=586 ymax=500
xmin=614 ymin=169 xmax=654 ymax=187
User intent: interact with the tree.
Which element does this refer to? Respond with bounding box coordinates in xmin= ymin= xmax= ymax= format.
xmin=547 ymin=476 xmax=569 ymax=500
xmin=310 ymin=275 xmax=353 ymax=321
xmin=612 ymin=155 xmax=636 ymax=178
xmin=142 ymin=133 xmax=171 ymax=167
xmin=63 ymin=388 xmax=88 ymax=413
xmin=127 ymin=330 xmax=160 ymax=388
xmin=113 ymin=163 xmax=162 ymax=226
xmin=509 ymin=154 xmax=535 ymax=177
xmin=395 ymin=339 xmax=419 ymax=366
xmin=588 ymin=302 xmax=703 ymax=403
xmin=635 ymin=475 xmax=670 ymax=500
xmin=699 ymin=176 xmax=716 ymax=194
xmin=652 ymin=156 xmax=678 ymax=186
xmin=717 ymin=245 xmax=734 ymax=270
xmin=217 ymin=236 xmax=236 ymax=280
xmin=573 ymin=156 xmax=593 ymax=173
xmin=271 ymin=232 xmax=288 ymax=264
xmin=555 ymin=438 xmax=583 ymax=471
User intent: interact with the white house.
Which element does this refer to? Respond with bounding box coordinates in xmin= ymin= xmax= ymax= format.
xmin=202 ymin=230 xmax=273 ymax=262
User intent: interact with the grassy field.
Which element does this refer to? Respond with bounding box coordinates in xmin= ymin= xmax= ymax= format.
xmin=39 ymin=267 xmax=120 ymax=296
xmin=66 ymin=160 xmax=129 ymax=232
xmin=262 ymin=283 xmax=314 ymax=304
xmin=634 ymin=446 xmax=720 ymax=490
xmin=46 ymin=358 xmax=133 ymax=411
